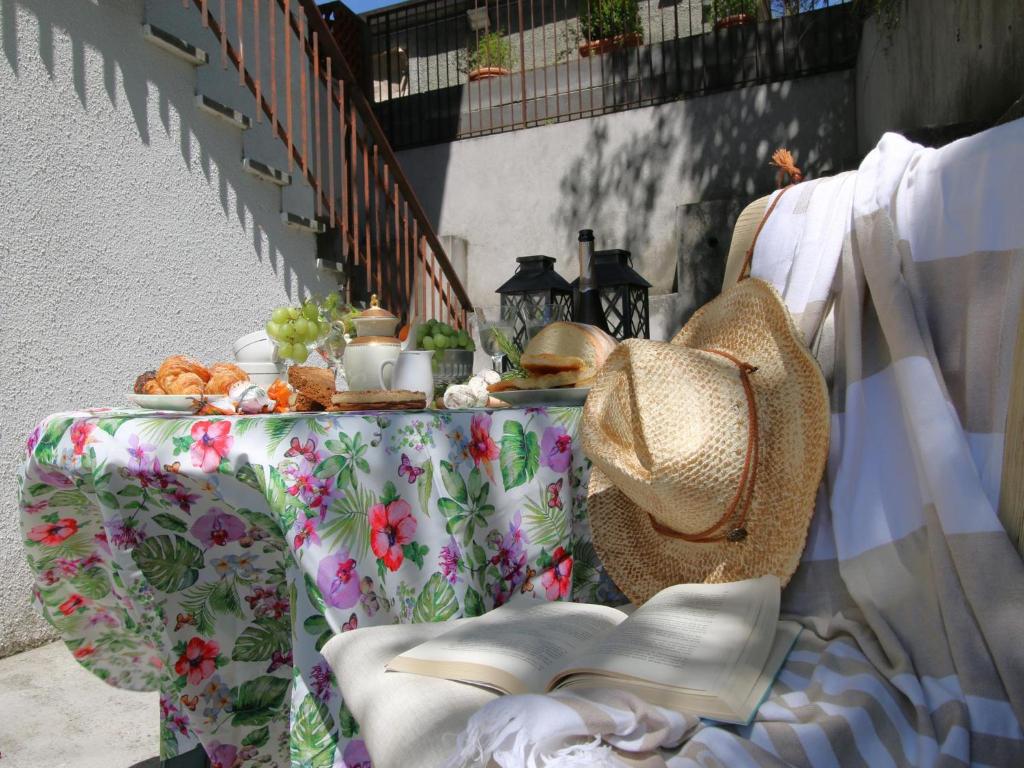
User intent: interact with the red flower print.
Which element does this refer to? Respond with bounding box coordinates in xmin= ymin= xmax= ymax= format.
xmin=189 ymin=421 xmax=234 ymax=473
xmin=73 ymin=645 xmax=96 ymax=660
xmin=369 ymin=500 xmax=417 ymax=571
xmin=58 ymin=594 xmax=88 ymax=616
xmin=174 ymin=637 xmax=220 ymax=686
xmin=541 ymin=546 xmax=573 ymax=600
xmin=469 ymin=413 xmax=499 ymax=481
xmin=27 ymin=518 xmax=78 ymax=546
xmin=70 ymin=421 xmax=95 ymax=456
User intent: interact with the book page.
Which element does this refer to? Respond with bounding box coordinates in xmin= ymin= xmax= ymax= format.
xmin=554 ymin=576 xmax=778 ymax=694
xmin=389 ymin=596 xmax=627 ymax=693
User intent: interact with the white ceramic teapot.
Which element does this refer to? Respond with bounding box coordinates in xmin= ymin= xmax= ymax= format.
xmin=343 ymin=295 xmax=402 ymax=391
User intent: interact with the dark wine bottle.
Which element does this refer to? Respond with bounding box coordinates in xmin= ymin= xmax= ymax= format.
xmin=576 ymin=229 xmax=610 ymax=332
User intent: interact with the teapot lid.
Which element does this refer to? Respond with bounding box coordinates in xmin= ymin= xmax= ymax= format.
xmin=357 ymin=294 xmax=397 ymax=320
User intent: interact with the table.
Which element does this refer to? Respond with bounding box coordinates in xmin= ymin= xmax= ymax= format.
xmin=18 ymin=407 xmax=621 ymax=766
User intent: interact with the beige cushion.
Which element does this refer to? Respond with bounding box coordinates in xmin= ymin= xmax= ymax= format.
xmin=322 ymin=622 xmax=500 ymax=768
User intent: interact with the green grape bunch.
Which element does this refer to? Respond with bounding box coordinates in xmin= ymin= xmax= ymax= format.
xmin=414 ymin=319 xmax=475 ymax=353
xmin=265 ymin=293 xmax=352 ymax=363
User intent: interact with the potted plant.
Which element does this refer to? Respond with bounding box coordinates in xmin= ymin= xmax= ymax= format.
xmin=466 ymin=31 xmax=515 ymax=81
xmin=579 ymin=0 xmax=644 ymax=58
xmin=709 ymin=0 xmax=760 ymax=30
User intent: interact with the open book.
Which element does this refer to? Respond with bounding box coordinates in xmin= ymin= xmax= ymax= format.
xmin=387 ymin=575 xmax=799 ymax=725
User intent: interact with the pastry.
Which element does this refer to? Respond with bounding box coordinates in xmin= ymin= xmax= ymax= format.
xmin=288 ymin=366 xmax=336 ymax=407
xmin=206 ymin=362 xmax=250 ymax=395
xmin=498 ymin=322 xmax=617 ymax=391
xmin=134 ymin=370 xmax=165 ymax=395
xmin=293 ymin=392 xmax=325 ymax=412
xmin=267 ymin=380 xmax=295 ymax=413
xmin=329 ymin=389 xmax=426 ymax=412
xmin=157 ymin=355 xmax=211 ymax=395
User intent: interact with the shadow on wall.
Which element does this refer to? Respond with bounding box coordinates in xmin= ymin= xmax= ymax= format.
xmin=0 ymin=0 xmax=321 ymax=301
xmin=554 ymin=73 xmax=854 ymax=311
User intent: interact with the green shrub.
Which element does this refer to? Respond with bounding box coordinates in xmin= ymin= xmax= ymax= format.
xmin=709 ymin=0 xmax=760 ymax=19
xmin=466 ymin=31 xmax=515 ymax=72
xmin=580 ymin=0 xmax=643 ymax=42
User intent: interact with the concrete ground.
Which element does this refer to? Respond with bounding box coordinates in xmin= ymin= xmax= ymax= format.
xmin=0 ymin=641 xmax=158 ymax=767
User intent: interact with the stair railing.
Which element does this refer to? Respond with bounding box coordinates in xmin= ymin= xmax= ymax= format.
xmin=184 ymin=0 xmax=472 ymax=328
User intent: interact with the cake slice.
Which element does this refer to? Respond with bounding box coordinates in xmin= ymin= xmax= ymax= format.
xmin=288 ymin=366 xmax=336 ymax=407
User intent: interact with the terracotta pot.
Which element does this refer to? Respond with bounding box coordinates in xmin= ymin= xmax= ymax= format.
xmin=468 ymin=66 xmax=510 ymax=82
xmin=713 ymin=13 xmax=755 ymax=30
xmin=578 ymin=32 xmax=643 ymax=58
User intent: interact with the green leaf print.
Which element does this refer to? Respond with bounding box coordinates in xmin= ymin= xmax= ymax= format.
xmin=71 ymin=567 xmax=112 ymax=600
xmin=171 ymin=436 xmax=193 ymax=455
xmin=499 ymin=422 xmax=540 ymax=490
xmin=34 ymin=417 xmax=74 ymax=465
xmin=230 ymin=675 xmax=291 ymax=726
xmin=132 ymin=535 xmax=204 ymax=593
xmin=401 ymin=542 xmax=429 ymax=569
xmin=440 ymin=460 xmax=468 ymax=505
xmin=235 ymin=463 xmax=264 ymax=492
xmin=290 ymin=694 xmax=337 ymax=768
xmin=463 ymin=586 xmax=486 ymax=617
xmin=304 ymin=573 xmax=327 ymax=613
xmin=96 ymin=416 xmax=133 ymax=438
xmin=240 ymin=725 xmax=270 ymax=748
xmin=339 ymin=702 xmax=360 ymax=737
xmin=151 ymin=513 xmax=188 ymax=533
xmin=232 ymin=617 xmax=291 ymax=662
xmin=417 ymin=459 xmax=434 ymax=518
xmin=49 ymin=489 xmax=90 ymax=510
xmin=524 ymin=487 xmax=569 ymax=548
xmin=319 ymin=483 xmax=373 ymax=560
xmin=412 ymin=573 xmax=460 ymax=623
xmin=160 ymin=723 xmax=179 ymax=759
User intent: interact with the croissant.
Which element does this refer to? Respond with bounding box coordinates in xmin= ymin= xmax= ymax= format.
xmin=133 ymin=371 xmax=166 ymax=395
xmin=206 ymin=363 xmax=249 ymax=395
xmin=157 ymin=355 xmax=211 ymax=395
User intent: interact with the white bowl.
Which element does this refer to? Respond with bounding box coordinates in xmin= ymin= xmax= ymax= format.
xmin=238 ymin=361 xmax=285 ymax=388
xmin=233 ymin=331 xmax=276 ymax=363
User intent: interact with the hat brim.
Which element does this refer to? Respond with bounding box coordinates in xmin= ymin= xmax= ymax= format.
xmin=586 ymin=279 xmax=830 ymax=604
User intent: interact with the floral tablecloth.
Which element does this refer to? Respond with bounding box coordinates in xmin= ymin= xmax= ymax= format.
xmin=18 ymin=407 xmax=621 ymax=767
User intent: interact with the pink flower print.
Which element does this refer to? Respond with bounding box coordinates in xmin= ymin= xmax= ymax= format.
xmin=25 ymin=424 xmax=41 ymax=455
xmin=206 ymin=742 xmax=237 ymax=768
xmin=174 ymin=637 xmax=220 ymax=686
xmin=540 ymin=427 xmax=573 ymax=473
xmin=317 ymin=550 xmax=361 ymax=608
xmin=168 ymin=486 xmax=199 ymax=514
xmin=343 ymin=739 xmax=372 ymax=768
xmin=22 ymin=499 xmax=48 ymax=515
xmin=27 ymin=518 xmax=78 ymax=546
xmin=191 ymin=510 xmax=245 ymax=548
xmin=126 ymin=434 xmax=156 ymax=471
xmin=369 ymin=499 xmax=417 ymax=571
xmin=292 ymin=516 xmax=321 ymax=550
xmin=310 ymin=661 xmax=333 ymax=703
xmin=188 ymin=421 xmax=233 ymax=472
xmin=70 ymin=421 xmax=96 ymax=456
xmin=541 ymin=546 xmax=573 ymax=600
xmin=469 ymin=413 xmax=500 ymax=480
xmin=439 ymin=536 xmax=461 ymax=585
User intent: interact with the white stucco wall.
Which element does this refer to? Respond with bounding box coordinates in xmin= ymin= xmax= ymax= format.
xmin=396 ymin=69 xmax=857 ymax=308
xmin=0 ymin=0 xmax=337 ymax=657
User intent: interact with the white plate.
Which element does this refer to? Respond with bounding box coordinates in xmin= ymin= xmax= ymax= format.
xmin=128 ymin=394 xmax=203 ymax=411
xmin=491 ymin=387 xmax=590 ymax=407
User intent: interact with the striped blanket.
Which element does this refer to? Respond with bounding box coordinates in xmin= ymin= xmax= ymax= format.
xmin=450 ymin=123 xmax=1024 ymax=766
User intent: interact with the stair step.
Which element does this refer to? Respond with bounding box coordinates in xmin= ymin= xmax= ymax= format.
xmin=196 ymin=94 xmax=252 ymax=129
xmin=142 ymin=24 xmax=209 ymax=66
xmin=282 ymin=212 xmax=327 ymax=235
xmin=241 ymin=157 xmax=291 ymax=186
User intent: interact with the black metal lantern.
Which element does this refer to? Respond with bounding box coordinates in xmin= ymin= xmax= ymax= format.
xmin=496 ymin=255 xmax=575 ymax=348
xmin=571 ymin=249 xmax=651 ymax=340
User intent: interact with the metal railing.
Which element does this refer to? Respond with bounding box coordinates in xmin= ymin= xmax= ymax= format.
xmin=184 ymin=0 xmax=472 ymax=327
xmin=362 ymin=0 xmax=860 ymax=149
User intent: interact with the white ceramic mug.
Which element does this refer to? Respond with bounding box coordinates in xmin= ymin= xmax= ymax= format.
xmin=380 ymin=350 xmax=434 ymax=399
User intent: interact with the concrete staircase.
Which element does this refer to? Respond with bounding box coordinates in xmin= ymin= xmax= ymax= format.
xmin=142 ymin=2 xmax=327 ymax=241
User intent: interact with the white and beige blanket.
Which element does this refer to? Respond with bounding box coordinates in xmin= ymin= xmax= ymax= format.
xmin=330 ymin=121 xmax=1024 ymax=767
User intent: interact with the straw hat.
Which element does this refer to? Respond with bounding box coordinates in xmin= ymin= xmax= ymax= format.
xmin=581 ymin=278 xmax=829 ymax=604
